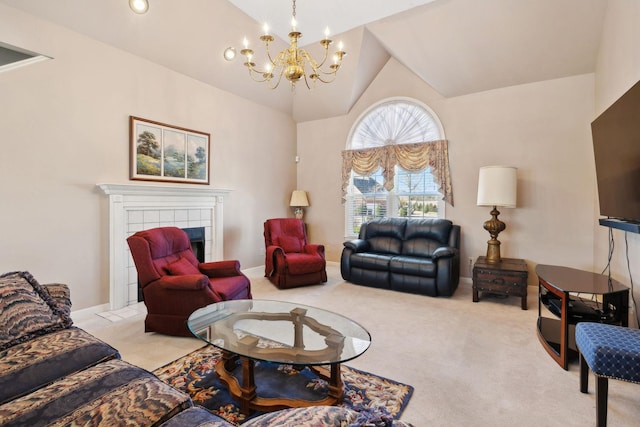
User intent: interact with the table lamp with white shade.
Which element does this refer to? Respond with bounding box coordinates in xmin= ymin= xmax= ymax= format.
xmin=290 ymin=190 xmax=309 ymax=220
xmin=477 ymin=166 xmax=517 ymax=264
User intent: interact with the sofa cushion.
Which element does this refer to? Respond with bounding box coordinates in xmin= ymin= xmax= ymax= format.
xmin=285 ymin=253 xmax=326 ymax=275
xmin=362 ymin=217 xmax=407 ymax=240
xmin=401 ymin=238 xmax=441 ymax=258
xmin=205 ymin=275 xmax=252 ymax=300
xmin=0 ymin=359 xmax=192 ymax=426
xmin=0 ymin=271 xmax=73 ymax=351
xmin=164 ymin=257 xmax=201 ymax=276
xmin=362 ymin=218 xmax=405 ymax=255
xmin=160 ymin=406 xmax=234 ymax=427
xmin=404 ymin=218 xmax=452 ymax=243
xmin=368 ymin=237 xmax=403 ymax=255
xmin=389 ymin=256 xmax=437 ymax=276
xmin=402 ymin=219 xmax=453 ymax=257
xmin=276 ymin=235 xmax=304 ymax=253
xmin=350 ymin=253 xmax=393 ymax=271
xmin=0 ymin=326 xmax=120 ymax=405
xmin=242 ymin=406 xmax=359 ymax=427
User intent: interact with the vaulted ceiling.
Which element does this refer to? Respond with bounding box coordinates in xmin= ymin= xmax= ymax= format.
xmin=1 ymin=0 xmax=608 ymax=122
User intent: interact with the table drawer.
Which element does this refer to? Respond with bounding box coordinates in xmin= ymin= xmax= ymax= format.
xmin=474 ymin=274 xmax=527 ymax=296
xmin=474 ymin=268 xmax=527 ymax=281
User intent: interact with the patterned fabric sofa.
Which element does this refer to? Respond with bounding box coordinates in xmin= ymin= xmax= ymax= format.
xmin=0 ymin=271 xmax=413 ymax=427
xmin=341 ymin=217 xmax=461 ymax=297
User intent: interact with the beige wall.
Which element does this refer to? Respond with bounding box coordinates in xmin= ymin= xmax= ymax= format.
xmin=299 ymin=57 xmax=597 ymax=287
xmin=0 ymin=5 xmax=296 ymax=310
xmin=593 ymin=0 xmax=640 ymax=326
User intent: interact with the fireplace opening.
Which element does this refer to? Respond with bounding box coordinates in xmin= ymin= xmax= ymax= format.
xmin=137 ymin=226 xmax=207 ymax=302
xmin=182 ymin=226 xmax=206 ymax=263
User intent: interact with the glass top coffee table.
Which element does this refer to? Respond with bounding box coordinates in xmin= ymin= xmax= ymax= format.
xmin=187 ymin=299 xmax=371 ymax=414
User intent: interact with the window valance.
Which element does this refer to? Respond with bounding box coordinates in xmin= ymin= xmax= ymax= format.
xmin=341 ymin=139 xmax=454 ymax=206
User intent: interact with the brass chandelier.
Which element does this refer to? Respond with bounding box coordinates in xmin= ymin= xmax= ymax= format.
xmin=238 ymin=0 xmax=346 ymax=90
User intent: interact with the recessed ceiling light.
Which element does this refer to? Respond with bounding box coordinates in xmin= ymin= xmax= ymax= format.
xmin=223 ymin=47 xmax=236 ymax=61
xmin=129 ymin=0 xmax=149 ymax=14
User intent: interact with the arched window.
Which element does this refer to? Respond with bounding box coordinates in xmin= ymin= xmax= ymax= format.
xmin=343 ymin=98 xmax=453 ymax=236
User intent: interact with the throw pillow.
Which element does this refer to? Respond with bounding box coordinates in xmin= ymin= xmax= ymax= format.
xmin=276 ymin=236 xmax=303 ymax=253
xmin=164 ymin=257 xmax=201 ymax=276
xmin=0 ymin=271 xmax=73 ymax=351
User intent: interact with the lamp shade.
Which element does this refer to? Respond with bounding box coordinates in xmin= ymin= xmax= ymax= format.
xmin=289 ymin=190 xmax=309 ymax=207
xmin=477 ymin=166 xmax=517 ymax=208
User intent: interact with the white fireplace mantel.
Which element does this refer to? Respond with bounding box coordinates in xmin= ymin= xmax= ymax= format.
xmin=97 ymin=183 xmax=230 ymax=310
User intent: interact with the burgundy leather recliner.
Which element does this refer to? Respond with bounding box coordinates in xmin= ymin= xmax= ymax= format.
xmin=263 ymin=218 xmax=327 ymax=289
xmin=127 ymin=227 xmax=251 ymax=336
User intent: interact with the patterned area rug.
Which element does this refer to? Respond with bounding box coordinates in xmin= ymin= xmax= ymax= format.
xmin=153 ymin=345 xmax=413 ymax=425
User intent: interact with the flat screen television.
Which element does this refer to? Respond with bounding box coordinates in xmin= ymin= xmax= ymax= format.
xmin=591 ymin=79 xmax=640 ymax=234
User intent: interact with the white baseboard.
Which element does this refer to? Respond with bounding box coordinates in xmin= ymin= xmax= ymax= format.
xmin=71 ymin=303 xmax=110 ymax=320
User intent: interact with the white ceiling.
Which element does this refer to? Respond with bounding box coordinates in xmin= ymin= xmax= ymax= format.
xmin=1 ymin=0 xmax=608 ymax=122
xmin=227 ymin=0 xmax=438 ymax=44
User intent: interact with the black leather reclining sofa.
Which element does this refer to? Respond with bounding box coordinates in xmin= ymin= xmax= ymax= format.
xmin=340 ymin=217 xmax=460 ymax=297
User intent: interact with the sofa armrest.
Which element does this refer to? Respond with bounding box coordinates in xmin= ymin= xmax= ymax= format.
xmin=199 ymin=260 xmax=242 ymax=278
xmin=152 ymin=275 xmax=208 ymax=291
xmin=303 ymin=244 xmax=325 ymax=256
xmin=265 ymin=245 xmax=285 ymax=277
xmin=432 ymin=246 xmax=458 ymax=259
xmin=343 ymin=239 xmax=369 ymax=252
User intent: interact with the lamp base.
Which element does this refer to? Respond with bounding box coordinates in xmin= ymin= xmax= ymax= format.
xmin=293 ymin=207 xmax=304 ymax=220
xmin=483 ymin=206 xmax=506 ymax=264
xmin=485 ymin=238 xmax=502 ymax=264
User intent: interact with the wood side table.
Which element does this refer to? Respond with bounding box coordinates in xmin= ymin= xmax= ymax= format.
xmin=473 ymin=256 xmax=529 ymax=310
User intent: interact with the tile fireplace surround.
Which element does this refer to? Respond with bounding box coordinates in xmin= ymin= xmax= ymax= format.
xmin=97 ymin=183 xmax=229 ymax=310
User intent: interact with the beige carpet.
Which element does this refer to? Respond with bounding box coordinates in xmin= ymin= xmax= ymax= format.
xmin=74 ymin=264 xmax=640 ymax=426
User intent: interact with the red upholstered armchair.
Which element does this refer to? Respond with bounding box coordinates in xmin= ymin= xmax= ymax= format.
xmin=263 ymin=218 xmax=327 ymax=289
xmin=127 ymin=227 xmax=251 ymax=336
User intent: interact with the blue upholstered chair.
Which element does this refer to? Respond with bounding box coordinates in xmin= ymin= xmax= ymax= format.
xmin=575 ymin=322 xmax=640 ymax=427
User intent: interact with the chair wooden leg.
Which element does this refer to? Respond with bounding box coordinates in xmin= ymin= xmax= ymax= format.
xmin=595 ymin=375 xmax=608 ymax=427
xmin=579 ymin=351 xmax=589 ymax=393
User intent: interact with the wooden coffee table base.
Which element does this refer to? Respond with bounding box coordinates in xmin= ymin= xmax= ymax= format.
xmin=216 ymin=351 xmax=344 ymax=415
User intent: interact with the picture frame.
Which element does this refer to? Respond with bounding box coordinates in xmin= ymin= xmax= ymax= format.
xmin=130 ymin=116 xmax=210 ymax=185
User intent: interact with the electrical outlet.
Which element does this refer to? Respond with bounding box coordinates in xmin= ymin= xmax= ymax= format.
xmin=468 ymin=257 xmax=474 ymax=274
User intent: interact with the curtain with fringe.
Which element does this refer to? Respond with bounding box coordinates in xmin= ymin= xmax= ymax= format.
xmin=341 ymin=139 xmax=454 ymax=206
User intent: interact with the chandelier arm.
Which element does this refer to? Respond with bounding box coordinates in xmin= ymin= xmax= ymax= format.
xmin=269 ymin=66 xmax=286 ymax=89
xmin=244 ymin=58 xmax=280 ymax=84
xmin=250 ymin=64 xmax=271 ymax=75
xmin=263 ymin=39 xmax=279 ymax=67
xmin=272 ymin=50 xmax=287 ymax=69
xmin=301 ymin=72 xmax=313 ymax=90
xmin=299 ymin=48 xmax=328 ymax=71
xmin=312 ymin=73 xmax=338 ymax=84
xmin=246 ymin=68 xmax=272 ymax=83
xmin=299 ymin=48 xmax=343 ymax=77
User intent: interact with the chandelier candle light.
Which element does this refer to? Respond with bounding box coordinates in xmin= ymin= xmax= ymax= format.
xmin=238 ymin=0 xmax=346 ymax=90
xmin=476 ymin=166 xmax=518 ymax=264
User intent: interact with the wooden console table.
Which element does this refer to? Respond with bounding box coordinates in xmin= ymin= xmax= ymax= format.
xmin=536 ymin=264 xmax=629 ymax=370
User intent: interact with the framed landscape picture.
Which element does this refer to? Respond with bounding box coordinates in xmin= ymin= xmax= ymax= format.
xmin=130 ymin=116 xmax=210 ymax=184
